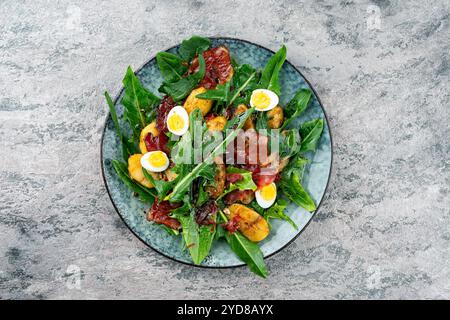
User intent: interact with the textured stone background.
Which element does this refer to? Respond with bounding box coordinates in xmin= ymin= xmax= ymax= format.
xmin=0 ymin=0 xmax=449 ymax=299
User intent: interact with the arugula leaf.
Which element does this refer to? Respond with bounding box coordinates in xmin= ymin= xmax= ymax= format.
xmin=219 ymin=211 xmax=268 ymax=278
xmin=177 ymin=210 xmax=215 ymax=265
xmin=279 ymin=129 xmax=301 ymax=158
xmin=178 ymin=35 xmax=211 ymax=62
xmin=299 ymin=118 xmax=324 ymax=152
xmin=111 ymin=160 xmax=156 ymax=203
xmin=280 ymin=172 xmax=316 ymax=212
xmin=104 ymin=91 xmax=137 ymax=161
xmin=281 ymin=88 xmax=312 ymax=130
xmin=121 ymin=66 xmax=161 ymax=139
xmin=264 ymin=200 xmax=298 ymax=230
xmin=168 ymin=107 xmax=255 ymax=202
xmin=159 ymin=55 xmax=206 ymax=101
xmin=156 ymin=52 xmax=188 ymax=83
xmin=259 ymin=45 xmax=286 ymax=96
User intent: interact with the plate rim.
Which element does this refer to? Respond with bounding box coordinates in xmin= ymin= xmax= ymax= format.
xmin=100 ymin=36 xmax=334 ymax=269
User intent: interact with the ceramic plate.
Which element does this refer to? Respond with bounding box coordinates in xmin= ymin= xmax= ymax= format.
xmin=101 ymin=37 xmax=332 ymax=268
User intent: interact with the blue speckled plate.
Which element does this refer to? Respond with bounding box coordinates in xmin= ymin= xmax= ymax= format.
xmin=101 ymin=37 xmax=332 ymax=268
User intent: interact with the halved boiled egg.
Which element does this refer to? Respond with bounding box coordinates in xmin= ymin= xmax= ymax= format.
xmin=250 ymin=89 xmax=279 ymax=112
xmin=255 ymin=182 xmax=277 ymax=208
xmin=140 ymin=150 xmax=169 ymax=172
xmin=166 ymin=106 xmax=189 ymax=136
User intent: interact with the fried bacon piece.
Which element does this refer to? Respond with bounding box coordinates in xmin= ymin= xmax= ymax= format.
xmin=224 ymin=189 xmax=255 ymax=205
xmin=222 ymin=215 xmax=240 ymax=234
xmin=156 ymin=95 xmax=176 ymax=133
xmin=226 ymin=173 xmax=243 ymax=184
xmin=147 ymin=200 xmax=181 ymax=230
xmin=188 ymin=46 xmax=233 ymax=89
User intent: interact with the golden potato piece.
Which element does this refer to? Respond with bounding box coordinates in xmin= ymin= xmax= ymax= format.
xmin=164 ymin=168 xmax=178 ymax=182
xmin=206 ymin=116 xmax=227 ymax=132
xmin=183 ymin=87 xmax=213 ymax=116
xmin=127 ymin=154 xmax=160 ymax=188
xmin=235 ymin=104 xmax=254 ymax=130
xmin=226 ymin=204 xmax=269 ymax=242
xmin=267 ymin=105 xmax=284 ymax=129
xmin=205 ymin=163 xmax=226 ymax=199
xmin=139 ymin=122 xmax=159 ymax=153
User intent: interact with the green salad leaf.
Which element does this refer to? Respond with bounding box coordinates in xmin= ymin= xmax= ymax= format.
xmin=259 ymin=45 xmax=286 ymax=96
xmin=104 ymin=91 xmax=138 ymax=161
xmin=177 ymin=210 xmax=216 ymax=265
xmin=300 ymin=118 xmax=324 ymax=152
xmin=156 ymin=52 xmax=188 ymax=83
xmin=281 ymin=88 xmax=312 ymax=129
xmin=178 ymin=35 xmax=211 ymax=62
xmin=279 ymin=129 xmax=301 ymax=158
xmin=111 ymin=160 xmax=156 ymax=203
xmin=264 ymin=199 xmax=298 ymax=230
xmin=219 ymin=211 xmax=268 ymax=278
xmin=280 ymin=172 xmax=316 ymax=212
xmin=159 ymin=55 xmax=206 ymax=101
xmin=121 ymin=66 xmax=161 ymax=139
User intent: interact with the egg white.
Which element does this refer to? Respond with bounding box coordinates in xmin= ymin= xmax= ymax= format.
xmin=255 ymin=182 xmax=277 ymax=208
xmin=250 ymin=89 xmax=279 ymax=112
xmin=140 ymin=151 xmax=169 ymax=173
xmin=166 ymin=106 xmax=189 ymax=136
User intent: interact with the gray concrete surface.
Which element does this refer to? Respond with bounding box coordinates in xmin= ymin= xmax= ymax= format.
xmin=0 ymin=0 xmax=449 ymax=299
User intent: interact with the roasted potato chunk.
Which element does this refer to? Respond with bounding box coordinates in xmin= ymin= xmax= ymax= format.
xmin=183 ymin=87 xmax=213 ymax=116
xmin=205 ymin=163 xmax=226 ymax=198
xmin=164 ymin=168 xmax=178 ymax=182
xmin=128 ymin=154 xmax=153 ymax=188
xmin=206 ymin=116 xmax=227 ymax=132
xmin=225 ymin=204 xmax=269 ymax=242
xmin=267 ymin=105 xmax=284 ymax=129
xmin=235 ymin=104 xmax=254 ymax=130
xmin=139 ymin=121 xmax=159 ymax=153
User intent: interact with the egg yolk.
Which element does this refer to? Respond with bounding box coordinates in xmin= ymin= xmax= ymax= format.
xmin=147 ymin=151 xmax=167 ymax=168
xmin=252 ymin=92 xmax=271 ymax=110
xmin=167 ymin=113 xmax=185 ymax=132
xmin=260 ymin=183 xmax=276 ymax=201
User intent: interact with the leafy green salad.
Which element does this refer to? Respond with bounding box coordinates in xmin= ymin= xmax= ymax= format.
xmin=105 ymin=36 xmax=324 ymax=277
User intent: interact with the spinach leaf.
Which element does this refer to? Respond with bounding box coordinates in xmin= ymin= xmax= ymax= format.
xmin=121 ymin=66 xmax=161 ymax=139
xmin=264 ymin=200 xmax=298 ymax=230
xmin=178 ymin=35 xmax=211 ymax=62
xmin=219 ymin=211 xmax=268 ymax=278
xmin=159 ymin=55 xmax=206 ymax=101
xmin=259 ymin=45 xmax=286 ymax=96
xmin=280 ymin=172 xmax=316 ymax=212
xmin=299 ymin=118 xmax=324 ymax=152
xmin=156 ymin=52 xmax=188 ymax=83
xmin=168 ymin=107 xmax=255 ymax=202
xmin=111 ymin=160 xmax=156 ymax=203
xmin=281 ymin=88 xmax=312 ymax=130
xmin=177 ymin=210 xmax=215 ymax=265
xmin=279 ymin=129 xmax=301 ymax=158
xmin=104 ymin=91 xmax=137 ymax=161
